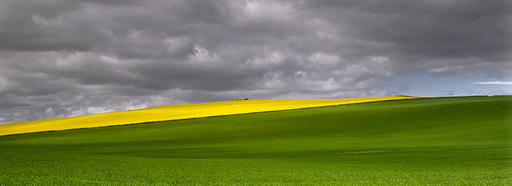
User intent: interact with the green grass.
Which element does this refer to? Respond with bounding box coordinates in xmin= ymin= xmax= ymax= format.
xmin=0 ymin=96 xmax=511 ymax=185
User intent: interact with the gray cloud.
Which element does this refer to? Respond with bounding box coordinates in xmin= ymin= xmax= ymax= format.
xmin=0 ymin=0 xmax=510 ymax=123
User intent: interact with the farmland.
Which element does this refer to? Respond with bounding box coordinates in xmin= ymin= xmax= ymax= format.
xmin=0 ymin=96 xmax=414 ymax=136
xmin=0 ymin=96 xmax=510 ymax=185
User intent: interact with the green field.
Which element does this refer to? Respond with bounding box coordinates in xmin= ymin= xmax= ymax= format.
xmin=0 ymin=96 xmax=511 ymax=185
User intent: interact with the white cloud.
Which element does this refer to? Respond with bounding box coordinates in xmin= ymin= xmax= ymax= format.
xmin=87 ymin=106 xmax=114 ymax=115
xmin=308 ymin=52 xmax=340 ymax=67
xmin=241 ymin=0 xmax=295 ymax=21
xmin=473 ymin=81 xmax=512 ymax=85
xmin=189 ymin=45 xmax=219 ymax=63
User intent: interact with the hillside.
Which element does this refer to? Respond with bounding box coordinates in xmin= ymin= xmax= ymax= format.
xmin=0 ymin=96 xmax=510 ymax=185
xmin=0 ymin=96 xmax=415 ymax=136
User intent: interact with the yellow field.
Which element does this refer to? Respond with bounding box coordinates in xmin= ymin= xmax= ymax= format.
xmin=0 ymin=96 xmax=418 ymax=136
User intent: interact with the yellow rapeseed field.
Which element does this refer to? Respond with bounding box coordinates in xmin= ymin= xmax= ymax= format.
xmin=0 ymin=96 xmax=418 ymax=136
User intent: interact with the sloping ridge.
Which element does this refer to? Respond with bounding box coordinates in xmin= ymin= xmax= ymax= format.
xmin=0 ymin=96 xmax=418 ymax=136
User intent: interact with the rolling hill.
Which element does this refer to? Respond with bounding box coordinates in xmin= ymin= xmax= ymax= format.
xmin=0 ymin=96 xmax=415 ymax=136
xmin=0 ymin=96 xmax=510 ymax=185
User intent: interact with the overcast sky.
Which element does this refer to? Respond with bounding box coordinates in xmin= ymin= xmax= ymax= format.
xmin=0 ymin=0 xmax=511 ymax=124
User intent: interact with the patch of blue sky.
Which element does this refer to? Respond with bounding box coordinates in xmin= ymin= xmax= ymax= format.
xmin=389 ymin=74 xmax=512 ymax=97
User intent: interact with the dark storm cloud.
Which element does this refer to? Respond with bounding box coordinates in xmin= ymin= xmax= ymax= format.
xmin=0 ymin=0 xmax=510 ymax=123
xmin=318 ymin=0 xmax=511 ymax=59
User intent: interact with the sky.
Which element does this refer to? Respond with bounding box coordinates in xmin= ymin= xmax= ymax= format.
xmin=0 ymin=0 xmax=511 ymax=124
